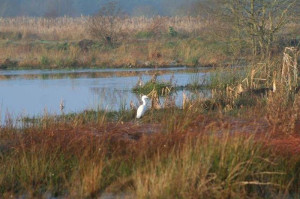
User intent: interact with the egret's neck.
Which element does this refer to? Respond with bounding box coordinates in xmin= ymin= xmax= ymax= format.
xmin=142 ymin=98 xmax=147 ymax=106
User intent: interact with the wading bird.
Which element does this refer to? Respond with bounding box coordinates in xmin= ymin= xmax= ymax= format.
xmin=60 ymin=99 xmax=65 ymax=112
xmin=136 ymin=95 xmax=148 ymax=119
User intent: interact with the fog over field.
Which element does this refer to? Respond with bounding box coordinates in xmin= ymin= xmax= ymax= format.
xmin=0 ymin=0 xmax=205 ymax=17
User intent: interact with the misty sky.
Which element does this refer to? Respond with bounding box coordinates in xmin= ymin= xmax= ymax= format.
xmin=0 ymin=0 xmax=201 ymax=17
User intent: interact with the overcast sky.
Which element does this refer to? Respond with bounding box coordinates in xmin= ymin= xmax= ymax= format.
xmin=0 ymin=0 xmax=200 ymax=17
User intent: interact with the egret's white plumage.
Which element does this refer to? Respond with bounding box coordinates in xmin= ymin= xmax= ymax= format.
xmin=60 ymin=99 xmax=65 ymax=111
xmin=136 ymin=95 xmax=148 ymax=119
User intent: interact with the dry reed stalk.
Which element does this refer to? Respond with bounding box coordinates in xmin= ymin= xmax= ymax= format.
xmin=161 ymin=87 xmax=171 ymax=96
xmin=235 ymin=84 xmax=244 ymax=96
xmin=272 ymin=71 xmax=277 ymax=92
xmin=281 ymin=47 xmax=299 ymax=90
xmin=148 ymin=89 xmax=161 ymax=110
xmin=250 ymin=69 xmax=256 ymax=89
xmin=235 ymin=181 xmax=281 ymax=187
xmin=182 ymin=92 xmax=188 ymax=110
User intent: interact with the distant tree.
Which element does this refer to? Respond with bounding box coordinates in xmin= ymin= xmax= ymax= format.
xmin=88 ymin=1 xmax=126 ymax=46
xmin=189 ymin=0 xmax=297 ymax=59
xmin=226 ymin=0 xmax=297 ymax=59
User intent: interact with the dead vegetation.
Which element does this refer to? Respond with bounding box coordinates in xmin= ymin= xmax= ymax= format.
xmin=0 ymin=15 xmax=298 ymax=69
xmin=0 ymin=16 xmax=207 ymax=41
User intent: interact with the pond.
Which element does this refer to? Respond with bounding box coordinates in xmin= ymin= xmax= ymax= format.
xmin=0 ymin=67 xmax=211 ymax=123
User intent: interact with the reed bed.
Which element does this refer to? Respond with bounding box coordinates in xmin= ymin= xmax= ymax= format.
xmin=0 ymin=16 xmax=209 ymax=41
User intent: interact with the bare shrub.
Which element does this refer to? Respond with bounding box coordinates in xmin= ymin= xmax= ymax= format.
xmin=87 ymin=1 xmax=126 ymax=46
xmin=206 ymin=0 xmax=297 ymax=59
xmin=281 ymin=47 xmax=299 ymax=90
xmin=148 ymin=17 xmax=167 ymax=38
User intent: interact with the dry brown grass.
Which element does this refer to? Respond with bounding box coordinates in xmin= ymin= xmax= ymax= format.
xmin=1 ymin=108 xmax=299 ymax=198
xmin=0 ymin=38 xmax=229 ymax=68
xmin=0 ymin=16 xmax=209 ymax=41
xmin=0 ymin=16 xmax=297 ymax=69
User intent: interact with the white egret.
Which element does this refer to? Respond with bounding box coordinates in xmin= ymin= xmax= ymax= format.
xmin=60 ymin=99 xmax=65 ymax=111
xmin=136 ymin=95 xmax=148 ymax=119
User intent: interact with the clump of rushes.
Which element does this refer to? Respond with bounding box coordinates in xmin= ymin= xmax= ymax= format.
xmin=132 ymin=74 xmax=173 ymax=96
xmin=209 ymin=67 xmax=248 ymax=90
xmin=133 ymin=81 xmax=173 ymax=95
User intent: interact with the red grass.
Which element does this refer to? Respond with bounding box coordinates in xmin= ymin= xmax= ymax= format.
xmin=268 ymin=135 xmax=300 ymax=155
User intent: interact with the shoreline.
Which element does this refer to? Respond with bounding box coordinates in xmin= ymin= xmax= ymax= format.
xmin=0 ymin=63 xmax=215 ymax=71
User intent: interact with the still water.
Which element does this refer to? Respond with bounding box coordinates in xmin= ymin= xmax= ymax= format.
xmin=0 ymin=67 xmax=210 ymax=122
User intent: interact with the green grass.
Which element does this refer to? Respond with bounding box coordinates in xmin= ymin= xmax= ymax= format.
xmin=132 ymin=81 xmax=173 ymax=96
xmin=209 ymin=67 xmax=248 ymax=90
xmin=40 ymin=56 xmax=50 ymax=66
xmin=135 ymin=31 xmax=154 ymax=39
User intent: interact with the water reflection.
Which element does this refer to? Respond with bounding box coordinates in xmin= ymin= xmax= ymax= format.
xmin=0 ymin=67 xmax=210 ymax=80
